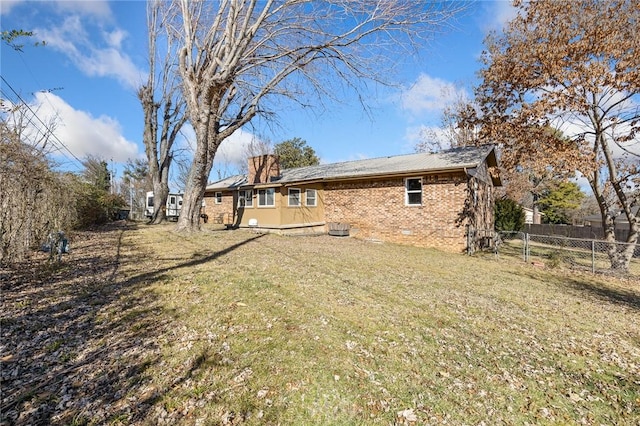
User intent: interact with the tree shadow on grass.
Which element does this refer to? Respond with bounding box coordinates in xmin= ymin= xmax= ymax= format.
xmin=0 ymin=222 xmax=263 ymax=425
xmin=561 ymin=276 xmax=640 ymax=312
xmin=514 ymin=267 xmax=640 ymax=312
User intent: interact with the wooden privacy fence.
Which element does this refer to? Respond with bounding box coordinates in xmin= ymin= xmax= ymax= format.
xmin=524 ymin=224 xmax=631 ymax=242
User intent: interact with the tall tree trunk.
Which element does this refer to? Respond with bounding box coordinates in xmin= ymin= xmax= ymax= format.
xmin=140 ymin=0 xmax=186 ymax=225
xmin=169 ymin=0 xmax=463 ymax=233
xmin=175 ymin=138 xmax=214 ymax=232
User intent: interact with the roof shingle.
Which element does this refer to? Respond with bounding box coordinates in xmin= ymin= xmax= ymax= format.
xmin=206 ymin=145 xmax=498 ymax=190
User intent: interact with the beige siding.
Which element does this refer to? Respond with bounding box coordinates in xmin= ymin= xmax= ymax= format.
xmin=280 ymin=185 xmax=324 ymax=226
xmin=231 ymin=185 xmax=325 ymax=233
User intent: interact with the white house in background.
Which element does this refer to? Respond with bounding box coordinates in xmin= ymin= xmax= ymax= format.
xmin=523 ymin=207 xmax=542 ymax=224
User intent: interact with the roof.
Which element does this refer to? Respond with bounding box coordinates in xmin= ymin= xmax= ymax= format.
xmin=205 ymin=174 xmax=247 ymax=190
xmin=583 ymin=206 xmax=639 ymax=224
xmin=278 ymin=145 xmax=498 ymax=184
xmin=206 ymin=145 xmax=500 ymax=190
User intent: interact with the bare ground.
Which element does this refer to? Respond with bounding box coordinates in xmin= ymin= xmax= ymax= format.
xmin=1 ymin=222 xmax=166 ymax=425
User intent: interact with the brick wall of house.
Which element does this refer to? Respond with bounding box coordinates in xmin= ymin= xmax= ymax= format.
xmin=323 ymin=172 xmax=471 ymax=252
xmin=203 ymin=191 xmax=236 ymax=224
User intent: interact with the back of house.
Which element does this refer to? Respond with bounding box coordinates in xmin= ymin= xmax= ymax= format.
xmin=204 ymin=146 xmax=501 ymax=252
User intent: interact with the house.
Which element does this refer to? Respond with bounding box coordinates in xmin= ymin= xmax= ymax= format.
xmin=583 ymin=206 xmax=639 ymax=231
xmin=203 ymin=145 xmax=501 ymax=252
xmin=523 ymin=206 xmax=543 ymax=224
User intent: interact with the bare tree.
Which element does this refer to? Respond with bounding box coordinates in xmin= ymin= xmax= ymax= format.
xmin=164 ymin=0 xmax=466 ymax=231
xmin=238 ymin=137 xmax=272 ymax=174
xmin=121 ymin=158 xmax=152 ymax=220
xmin=415 ymin=88 xmax=478 ymax=154
xmin=138 ymin=0 xmax=188 ymax=224
xmin=470 ymin=0 xmax=640 ymax=271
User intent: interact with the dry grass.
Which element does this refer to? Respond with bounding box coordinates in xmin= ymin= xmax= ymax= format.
xmin=2 ymin=222 xmax=639 ymax=425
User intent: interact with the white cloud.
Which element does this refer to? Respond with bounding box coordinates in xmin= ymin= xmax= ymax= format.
xmin=216 ymin=129 xmax=259 ymax=166
xmin=2 ymin=0 xmax=111 ymax=18
xmin=36 ymin=16 xmax=145 ymax=90
xmin=0 ymin=0 xmax=24 ymax=15
xmin=29 ymin=92 xmax=139 ymax=163
xmin=400 ymin=73 xmax=468 ymax=118
xmin=104 ymin=28 xmax=127 ymax=48
xmin=403 ymin=124 xmax=451 ymax=152
xmin=481 ymin=1 xmax=518 ymax=34
xmin=175 ymin=126 xmax=264 ymax=181
xmin=53 ymin=0 xmax=112 ymax=20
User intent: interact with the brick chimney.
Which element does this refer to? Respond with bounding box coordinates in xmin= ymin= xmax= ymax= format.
xmin=247 ymin=155 xmax=280 ymax=184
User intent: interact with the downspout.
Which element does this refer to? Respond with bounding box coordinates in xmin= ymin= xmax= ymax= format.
xmin=464 ymin=167 xmax=472 ymax=254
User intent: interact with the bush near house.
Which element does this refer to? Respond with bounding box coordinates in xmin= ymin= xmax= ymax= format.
xmin=495 ymin=197 xmax=525 ymax=232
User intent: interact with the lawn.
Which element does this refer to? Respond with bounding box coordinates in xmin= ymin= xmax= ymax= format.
xmin=1 ymin=222 xmax=639 ymax=425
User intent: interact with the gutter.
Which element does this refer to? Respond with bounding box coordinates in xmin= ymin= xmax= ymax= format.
xmin=274 ymin=165 xmax=478 ymax=188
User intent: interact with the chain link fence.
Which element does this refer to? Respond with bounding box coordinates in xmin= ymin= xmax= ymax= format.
xmin=491 ymin=231 xmax=640 ymax=277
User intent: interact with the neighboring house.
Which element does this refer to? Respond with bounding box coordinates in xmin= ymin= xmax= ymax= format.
xmin=203 ymin=145 xmax=501 ymax=252
xmin=523 ymin=207 xmax=543 ymax=224
xmin=583 ymin=206 xmax=639 ymax=231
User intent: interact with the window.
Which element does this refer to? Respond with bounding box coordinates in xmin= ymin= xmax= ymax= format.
xmin=306 ymin=189 xmax=317 ymax=207
xmin=258 ymin=188 xmax=275 ymax=207
xmin=288 ymin=188 xmax=301 ymax=207
xmin=215 ymin=192 xmax=222 ymax=204
xmin=238 ymin=190 xmax=253 ymax=207
xmin=405 ymin=178 xmax=422 ymax=206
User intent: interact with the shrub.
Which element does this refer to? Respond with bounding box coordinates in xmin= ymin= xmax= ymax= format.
xmin=495 ymin=198 xmax=525 ymax=232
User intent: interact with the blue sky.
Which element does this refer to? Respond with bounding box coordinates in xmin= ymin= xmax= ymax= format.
xmin=1 ymin=0 xmax=516 ymax=187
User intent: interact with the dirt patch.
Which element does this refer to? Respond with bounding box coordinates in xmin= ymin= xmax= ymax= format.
xmin=1 ymin=222 xmax=166 ymax=425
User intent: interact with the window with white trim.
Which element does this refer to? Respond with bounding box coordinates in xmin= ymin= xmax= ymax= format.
xmin=258 ymin=188 xmax=275 ymax=207
xmin=305 ymin=189 xmax=317 ymax=207
xmin=238 ymin=190 xmax=253 ymax=207
xmin=405 ymin=178 xmax=422 ymax=206
xmin=288 ymin=188 xmax=301 ymax=207
xmin=214 ymin=192 xmax=222 ymax=204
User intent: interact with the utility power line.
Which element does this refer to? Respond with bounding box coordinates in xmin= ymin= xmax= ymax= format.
xmin=1 ymin=75 xmax=84 ymax=168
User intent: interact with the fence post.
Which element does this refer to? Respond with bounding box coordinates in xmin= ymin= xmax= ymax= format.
xmin=591 ymin=240 xmax=595 ymax=274
xmin=524 ymin=233 xmax=529 ymax=262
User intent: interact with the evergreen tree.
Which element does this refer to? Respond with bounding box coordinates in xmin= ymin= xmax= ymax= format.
xmin=274 ymin=138 xmax=320 ymax=169
xmin=538 ymin=181 xmax=585 ymax=224
xmin=495 ymin=198 xmax=525 ymax=232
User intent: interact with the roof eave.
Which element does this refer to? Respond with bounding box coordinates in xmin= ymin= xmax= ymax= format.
xmin=279 ymin=164 xmax=478 ymax=186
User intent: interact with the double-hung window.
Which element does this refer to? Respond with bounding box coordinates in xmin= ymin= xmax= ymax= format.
xmin=288 ymin=188 xmax=301 ymax=207
xmin=258 ymin=188 xmax=275 ymax=207
xmin=305 ymin=189 xmax=317 ymax=207
xmin=405 ymin=178 xmax=422 ymax=206
xmin=214 ymin=192 xmax=222 ymax=204
xmin=238 ymin=190 xmax=253 ymax=207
